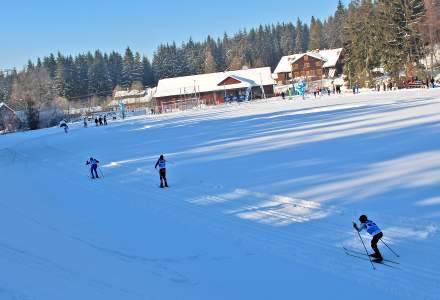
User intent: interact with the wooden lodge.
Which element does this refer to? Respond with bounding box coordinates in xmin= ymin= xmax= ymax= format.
xmin=274 ymin=48 xmax=344 ymax=85
xmin=153 ymin=67 xmax=275 ymax=113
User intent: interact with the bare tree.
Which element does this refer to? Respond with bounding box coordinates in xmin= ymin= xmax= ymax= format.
xmin=10 ymin=68 xmax=59 ymax=129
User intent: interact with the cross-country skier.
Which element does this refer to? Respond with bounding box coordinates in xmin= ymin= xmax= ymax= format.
xmin=353 ymin=215 xmax=383 ymax=261
xmin=154 ymin=154 xmax=168 ymax=188
xmin=60 ymin=120 xmax=68 ymax=133
xmin=86 ymin=157 xmax=100 ymax=179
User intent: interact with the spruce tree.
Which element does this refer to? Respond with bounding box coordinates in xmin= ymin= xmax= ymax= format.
xmin=142 ymin=56 xmax=154 ymax=86
xmin=74 ymin=54 xmax=90 ymax=98
xmin=279 ymin=23 xmax=295 ymax=55
xmin=43 ymin=53 xmax=57 ymax=79
xmin=294 ymin=19 xmax=305 ymax=53
xmin=107 ymin=52 xmax=123 ymax=89
xmin=122 ymin=47 xmax=135 ymax=88
xmin=332 ymin=0 xmax=347 ymax=48
xmin=132 ymin=52 xmax=144 ymax=84
xmin=379 ymin=0 xmax=426 ymax=78
xmin=88 ymin=50 xmax=111 ymax=97
xmin=309 ymin=17 xmax=324 ymax=50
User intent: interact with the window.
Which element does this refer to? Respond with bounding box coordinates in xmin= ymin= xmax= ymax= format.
xmin=304 ymin=63 xmax=310 ymax=68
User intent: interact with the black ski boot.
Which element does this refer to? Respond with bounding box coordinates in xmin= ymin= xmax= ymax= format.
xmin=369 ymin=253 xmax=383 ymax=261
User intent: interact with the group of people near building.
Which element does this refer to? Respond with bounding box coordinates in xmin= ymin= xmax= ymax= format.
xmin=94 ymin=115 xmax=107 ymax=126
xmin=375 ymin=81 xmax=397 ymax=92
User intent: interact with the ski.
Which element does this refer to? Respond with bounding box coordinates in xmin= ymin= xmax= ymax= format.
xmin=343 ymin=247 xmax=400 ymax=265
xmin=344 ymin=250 xmax=398 ymax=269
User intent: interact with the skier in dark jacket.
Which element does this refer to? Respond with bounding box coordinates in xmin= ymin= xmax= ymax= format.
xmin=353 ymin=215 xmax=383 ymax=261
xmin=155 ymin=154 xmax=168 ymax=188
xmin=60 ymin=120 xmax=68 ymax=133
xmin=86 ymin=157 xmax=100 ymax=179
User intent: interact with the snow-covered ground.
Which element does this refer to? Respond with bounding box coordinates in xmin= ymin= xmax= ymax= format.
xmin=1 ymin=89 xmax=439 ymax=300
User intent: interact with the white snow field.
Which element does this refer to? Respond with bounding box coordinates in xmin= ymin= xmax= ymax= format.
xmin=1 ymin=89 xmax=440 ymax=300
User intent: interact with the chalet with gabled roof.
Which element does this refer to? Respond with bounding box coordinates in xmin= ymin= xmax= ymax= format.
xmin=274 ymin=48 xmax=344 ymax=84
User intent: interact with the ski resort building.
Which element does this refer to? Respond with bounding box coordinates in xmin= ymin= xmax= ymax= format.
xmin=0 ymin=102 xmax=21 ymax=133
xmin=109 ymin=88 xmax=155 ymax=110
xmin=274 ymin=48 xmax=344 ymax=85
xmin=153 ymin=67 xmax=275 ymax=113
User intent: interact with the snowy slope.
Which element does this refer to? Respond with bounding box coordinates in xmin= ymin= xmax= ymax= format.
xmin=1 ymin=89 xmax=440 ymax=300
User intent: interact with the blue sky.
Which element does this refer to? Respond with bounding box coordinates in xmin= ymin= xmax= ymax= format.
xmin=0 ymin=0 xmax=349 ymax=70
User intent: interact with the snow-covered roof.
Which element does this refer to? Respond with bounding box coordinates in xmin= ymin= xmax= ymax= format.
xmin=318 ymin=48 xmax=343 ymax=68
xmin=0 ymin=102 xmax=15 ymax=112
xmin=274 ymin=55 xmax=303 ymax=74
xmin=109 ymin=88 xmax=155 ymax=107
xmin=114 ymin=89 xmax=146 ymax=99
xmin=274 ymin=48 xmax=343 ymax=74
xmin=155 ymin=67 xmax=275 ymax=98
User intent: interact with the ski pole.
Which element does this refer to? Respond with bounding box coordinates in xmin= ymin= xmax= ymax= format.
xmin=380 ymin=239 xmax=400 ymax=257
xmin=86 ymin=165 xmax=91 ymax=179
xmin=98 ymin=166 xmax=104 ymax=178
xmin=354 ymin=226 xmax=376 ymax=270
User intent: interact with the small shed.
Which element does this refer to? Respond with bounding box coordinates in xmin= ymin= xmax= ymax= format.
xmin=0 ymin=102 xmax=21 ymax=132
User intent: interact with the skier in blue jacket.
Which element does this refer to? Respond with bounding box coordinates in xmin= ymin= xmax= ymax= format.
xmin=86 ymin=157 xmax=100 ymax=179
xmin=353 ymin=215 xmax=383 ymax=260
xmin=155 ymin=154 xmax=168 ymax=188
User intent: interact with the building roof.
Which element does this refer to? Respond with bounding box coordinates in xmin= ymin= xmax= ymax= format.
xmin=155 ymin=67 xmax=275 ymax=98
xmin=274 ymin=48 xmax=343 ymax=74
xmin=114 ymin=89 xmax=146 ymax=99
xmin=109 ymin=88 xmax=155 ymax=107
xmin=0 ymin=102 xmax=15 ymax=113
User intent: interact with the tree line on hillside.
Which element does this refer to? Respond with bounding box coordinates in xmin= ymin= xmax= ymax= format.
xmin=344 ymin=0 xmax=440 ymax=84
xmin=1 ymin=0 xmax=439 ymax=130
xmin=0 ymin=1 xmax=347 ymax=105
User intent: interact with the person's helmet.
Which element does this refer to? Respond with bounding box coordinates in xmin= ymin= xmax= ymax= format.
xmin=160 ymin=154 xmax=164 ymax=159
xmin=359 ymin=215 xmax=368 ymax=223
xmin=90 ymin=157 xmax=93 ymax=161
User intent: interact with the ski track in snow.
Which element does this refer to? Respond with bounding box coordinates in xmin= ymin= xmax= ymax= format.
xmin=1 ymin=89 xmax=440 ymax=299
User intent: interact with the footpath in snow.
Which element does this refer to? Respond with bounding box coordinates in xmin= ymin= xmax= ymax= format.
xmin=0 ymin=89 xmax=439 ymax=300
